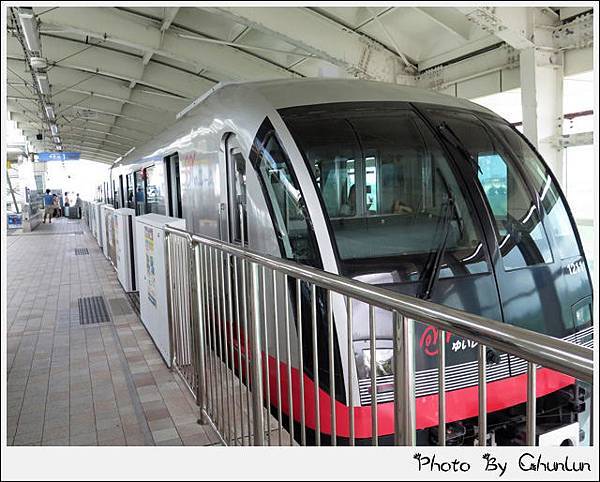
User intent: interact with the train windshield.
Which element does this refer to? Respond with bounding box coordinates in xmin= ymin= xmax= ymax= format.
xmin=280 ymin=103 xmax=488 ymax=280
xmin=424 ymin=108 xmax=582 ymax=267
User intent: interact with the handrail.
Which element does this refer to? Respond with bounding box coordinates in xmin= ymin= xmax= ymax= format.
xmin=165 ymin=224 xmax=592 ymax=383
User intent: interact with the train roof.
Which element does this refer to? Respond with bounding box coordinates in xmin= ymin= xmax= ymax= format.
xmin=221 ymin=78 xmax=493 ymax=113
xmin=116 ymin=78 xmax=494 ymax=167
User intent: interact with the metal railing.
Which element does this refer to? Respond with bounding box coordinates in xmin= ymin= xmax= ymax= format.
xmin=164 ymin=225 xmax=593 ymax=446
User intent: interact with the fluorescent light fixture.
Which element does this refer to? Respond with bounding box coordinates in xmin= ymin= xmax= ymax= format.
xmin=53 ymin=136 xmax=61 ymax=144
xmin=124 ymin=146 xmax=136 ymax=157
xmin=114 ymin=156 xmax=123 ymax=164
xmin=36 ymin=74 xmax=50 ymax=95
xmin=50 ymin=123 xmax=58 ymax=136
xmin=17 ymin=8 xmax=41 ymax=52
xmin=45 ymin=104 xmax=55 ymax=120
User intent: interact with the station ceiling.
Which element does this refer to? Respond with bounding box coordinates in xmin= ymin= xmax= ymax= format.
xmin=6 ymin=6 xmax=593 ymax=164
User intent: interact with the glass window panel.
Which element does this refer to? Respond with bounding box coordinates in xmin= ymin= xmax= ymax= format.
xmin=253 ymin=130 xmax=320 ymax=267
xmin=134 ymin=171 xmax=145 ymax=215
xmin=426 ymin=109 xmax=554 ymax=270
xmin=477 ymin=154 xmax=508 ymax=218
xmin=126 ymin=173 xmax=135 ymax=209
xmin=145 ymin=164 xmax=166 ymax=215
xmin=490 ymin=120 xmax=582 ymax=260
xmin=229 ymin=150 xmax=247 ymax=245
xmin=282 ymin=104 xmax=488 ymax=280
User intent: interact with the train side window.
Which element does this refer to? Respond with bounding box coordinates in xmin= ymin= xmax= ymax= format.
xmin=251 ymin=120 xmax=321 ymax=268
xmin=118 ymin=175 xmax=125 ymax=208
xmin=126 ymin=173 xmax=135 ymax=209
xmin=145 ymin=164 xmax=167 ymax=215
xmin=226 ymin=135 xmax=248 ymax=245
xmin=134 ymin=170 xmax=146 ymax=215
xmin=165 ymin=153 xmax=182 ymax=218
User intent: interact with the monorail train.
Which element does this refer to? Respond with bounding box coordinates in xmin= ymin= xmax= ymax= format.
xmin=107 ymin=79 xmax=593 ymax=445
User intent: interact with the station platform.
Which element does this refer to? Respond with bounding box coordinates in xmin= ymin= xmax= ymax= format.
xmin=6 ymin=218 xmax=221 ymax=446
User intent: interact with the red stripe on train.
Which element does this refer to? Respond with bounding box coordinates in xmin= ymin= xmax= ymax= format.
xmin=262 ymin=355 xmax=574 ymax=438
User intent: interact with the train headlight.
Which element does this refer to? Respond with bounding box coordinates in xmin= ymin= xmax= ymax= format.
xmin=573 ymin=303 xmax=592 ymax=327
xmin=357 ymin=348 xmax=394 ymax=379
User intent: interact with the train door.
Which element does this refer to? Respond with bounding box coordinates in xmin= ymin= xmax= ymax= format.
xmin=164 ymin=153 xmax=183 ymax=218
xmin=225 ymin=135 xmax=248 ymax=245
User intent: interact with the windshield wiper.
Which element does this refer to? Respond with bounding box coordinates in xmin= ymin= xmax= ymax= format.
xmin=437 ymin=122 xmax=482 ymax=174
xmin=419 ymin=195 xmax=454 ymax=300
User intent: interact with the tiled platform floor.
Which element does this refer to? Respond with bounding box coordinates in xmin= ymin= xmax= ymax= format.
xmin=6 ymin=218 xmax=221 ymax=446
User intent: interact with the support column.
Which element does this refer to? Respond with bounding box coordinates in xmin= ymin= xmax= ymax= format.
xmin=519 ymin=11 xmax=565 ymax=185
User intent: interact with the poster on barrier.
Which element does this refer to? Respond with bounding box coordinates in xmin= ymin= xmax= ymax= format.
xmin=144 ymin=225 xmax=157 ymax=307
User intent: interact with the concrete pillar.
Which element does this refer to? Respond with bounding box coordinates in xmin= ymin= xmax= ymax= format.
xmin=519 ymin=13 xmax=565 ymax=184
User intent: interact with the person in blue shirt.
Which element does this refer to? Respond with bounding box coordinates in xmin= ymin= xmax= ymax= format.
xmin=43 ymin=189 xmax=55 ymax=224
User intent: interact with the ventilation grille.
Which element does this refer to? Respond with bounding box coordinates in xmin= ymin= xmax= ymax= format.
xmin=75 ymin=248 xmax=89 ymax=256
xmin=78 ymin=296 xmax=111 ymax=325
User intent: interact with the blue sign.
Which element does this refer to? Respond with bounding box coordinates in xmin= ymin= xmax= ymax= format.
xmin=38 ymin=152 xmax=80 ymax=162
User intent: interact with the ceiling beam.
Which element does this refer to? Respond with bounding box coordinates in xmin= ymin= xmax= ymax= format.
xmin=7 ymin=33 xmax=212 ymax=99
xmin=133 ymin=7 xmax=180 ymax=86
xmin=7 ymin=58 xmax=181 ymax=112
xmin=58 ymin=137 xmax=127 ymax=155
xmin=208 ymin=7 xmax=417 ymax=82
xmin=55 ymin=123 xmax=145 ymax=144
xmin=413 ymin=7 xmax=473 ymax=41
xmin=58 ymin=132 xmax=133 ymax=150
xmin=161 ymin=7 xmax=180 ymax=32
xmin=457 ymin=7 xmax=558 ymax=50
xmin=418 ymin=43 xmax=518 ymax=91
xmin=35 ymin=6 xmax=297 ymax=81
xmin=417 ymin=35 xmax=505 ymax=71
xmin=8 ymin=91 xmax=167 ymax=129
xmin=9 ymin=108 xmax=152 ymax=148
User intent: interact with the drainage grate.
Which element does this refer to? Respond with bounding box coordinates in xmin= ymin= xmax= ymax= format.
xmin=75 ymin=248 xmax=89 ymax=256
xmin=78 ymin=296 xmax=112 ymax=325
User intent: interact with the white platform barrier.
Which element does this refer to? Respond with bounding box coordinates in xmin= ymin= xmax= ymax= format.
xmin=135 ymin=214 xmax=185 ymax=366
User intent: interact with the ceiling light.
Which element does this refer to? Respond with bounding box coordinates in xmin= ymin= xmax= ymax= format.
xmin=36 ymin=74 xmax=50 ymax=95
xmin=50 ymin=123 xmax=58 ymax=136
xmin=45 ymin=104 xmax=55 ymax=120
xmin=17 ymin=8 xmax=41 ymax=53
xmin=53 ymin=136 xmax=61 ymax=144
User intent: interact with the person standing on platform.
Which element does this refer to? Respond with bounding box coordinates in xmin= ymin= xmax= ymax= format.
xmin=64 ymin=192 xmax=71 ymax=217
xmin=43 ymin=189 xmax=54 ymax=224
xmin=52 ymin=193 xmax=61 ymax=218
xmin=75 ymin=193 xmax=82 ymax=219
